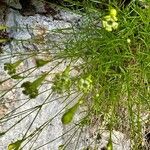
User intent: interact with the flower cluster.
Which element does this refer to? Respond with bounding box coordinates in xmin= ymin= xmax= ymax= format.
xmin=77 ymin=75 xmax=93 ymax=93
xmin=52 ymin=66 xmax=71 ymax=94
xmin=21 ymin=73 xmax=48 ymax=99
xmin=102 ymin=8 xmax=118 ymax=32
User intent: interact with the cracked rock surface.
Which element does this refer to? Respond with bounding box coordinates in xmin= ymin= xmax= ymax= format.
xmin=0 ymin=0 xmax=131 ymax=150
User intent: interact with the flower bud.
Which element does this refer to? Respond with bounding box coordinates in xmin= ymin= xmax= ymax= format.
xmin=127 ymin=38 xmax=131 ymax=44
xmin=110 ymin=8 xmax=117 ymax=17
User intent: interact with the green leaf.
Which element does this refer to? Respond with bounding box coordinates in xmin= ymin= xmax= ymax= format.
xmin=35 ymin=59 xmax=50 ymax=68
xmin=31 ymin=72 xmax=48 ymax=88
xmin=8 ymin=140 xmax=22 ymax=150
xmin=21 ymin=81 xmax=38 ymax=98
xmin=21 ymin=81 xmax=31 ymax=88
xmin=4 ymin=60 xmax=22 ymax=75
xmin=61 ymin=102 xmax=80 ymax=124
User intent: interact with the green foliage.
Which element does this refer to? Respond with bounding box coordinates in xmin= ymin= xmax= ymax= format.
xmin=0 ymin=0 xmax=149 ymax=149
xmin=52 ymin=66 xmax=72 ymax=93
xmin=77 ymin=75 xmax=93 ymax=93
xmin=8 ymin=140 xmax=23 ymax=150
xmin=4 ymin=60 xmax=22 ymax=75
xmin=35 ymin=58 xmax=51 ymax=68
xmin=21 ymin=72 xmax=48 ymax=98
xmin=61 ymin=100 xmax=81 ymax=124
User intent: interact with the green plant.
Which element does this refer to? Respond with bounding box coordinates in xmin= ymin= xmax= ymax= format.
xmin=0 ymin=0 xmax=149 ymax=150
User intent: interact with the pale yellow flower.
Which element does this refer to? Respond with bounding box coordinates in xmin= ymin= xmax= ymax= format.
xmin=78 ymin=75 xmax=93 ymax=93
xmin=112 ymin=22 xmax=118 ymax=29
xmin=102 ymin=15 xmax=118 ymax=32
xmin=102 ymin=20 xmax=113 ymax=31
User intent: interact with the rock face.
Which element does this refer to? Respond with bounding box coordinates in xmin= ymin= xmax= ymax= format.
xmin=0 ymin=1 xmax=131 ymax=150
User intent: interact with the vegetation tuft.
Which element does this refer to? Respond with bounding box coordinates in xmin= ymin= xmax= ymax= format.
xmin=0 ymin=0 xmax=149 ymax=150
